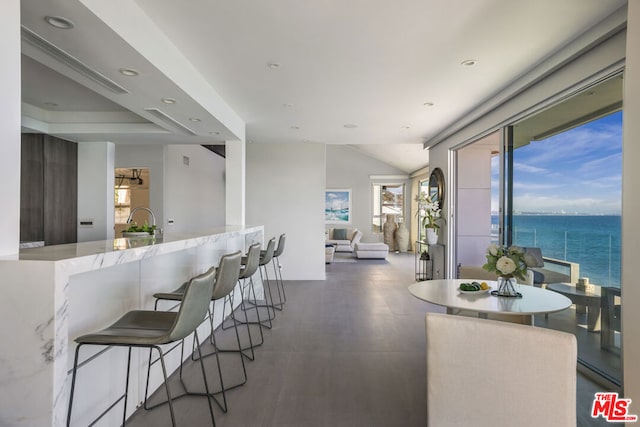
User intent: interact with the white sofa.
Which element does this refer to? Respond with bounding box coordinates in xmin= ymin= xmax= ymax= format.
xmin=355 ymin=242 xmax=389 ymax=259
xmin=326 ymin=228 xmax=363 ymax=252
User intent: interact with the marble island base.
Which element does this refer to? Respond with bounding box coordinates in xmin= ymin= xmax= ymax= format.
xmin=0 ymin=225 xmax=264 ymax=427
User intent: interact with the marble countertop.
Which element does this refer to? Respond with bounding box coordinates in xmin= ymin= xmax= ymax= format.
xmin=16 ymin=225 xmax=263 ymax=266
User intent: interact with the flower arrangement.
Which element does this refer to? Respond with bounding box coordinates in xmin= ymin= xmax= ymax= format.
xmin=415 ymin=192 xmax=442 ymax=230
xmin=482 ymin=244 xmax=528 ymax=281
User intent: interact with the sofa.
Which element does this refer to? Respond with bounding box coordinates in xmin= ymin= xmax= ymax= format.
xmin=355 ymin=242 xmax=389 ymax=259
xmin=326 ymin=227 xmax=363 ymax=252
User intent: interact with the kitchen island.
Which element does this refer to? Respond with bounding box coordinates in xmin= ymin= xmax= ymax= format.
xmin=0 ymin=225 xmax=264 ymax=427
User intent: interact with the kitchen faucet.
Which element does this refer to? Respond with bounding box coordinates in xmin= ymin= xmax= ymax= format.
xmin=126 ymin=206 xmax=156 ymax=227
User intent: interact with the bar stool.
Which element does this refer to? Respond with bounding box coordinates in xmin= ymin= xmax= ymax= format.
xmin=245 ymin=237 xmax=279 ymax=317
xmin=222 ymin=242 xmax=265 ymax=359
xmin=268 ymin=234 xmax=287 ymax=308
xmin=152 ymin=251 xmax=246 ymax=413
xmin=67 ymin=266 xmax=217 ymax=427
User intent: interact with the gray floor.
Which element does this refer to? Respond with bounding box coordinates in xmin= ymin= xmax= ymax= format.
xmin=127 ymin=252 xmax=618 ymax=426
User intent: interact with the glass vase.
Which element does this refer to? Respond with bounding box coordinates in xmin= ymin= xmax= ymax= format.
xmin=426 ymin=227 xmax=438 ymax=245
xmin=496 ymin=276 xmax=518 ymax=297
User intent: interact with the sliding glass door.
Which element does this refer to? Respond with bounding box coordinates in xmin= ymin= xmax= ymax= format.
xmin=503 ymin=74 xmax=623 ymax=384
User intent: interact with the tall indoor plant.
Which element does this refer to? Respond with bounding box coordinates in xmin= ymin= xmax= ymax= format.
xmin=415 ymin=192 xmax=442 ymax=244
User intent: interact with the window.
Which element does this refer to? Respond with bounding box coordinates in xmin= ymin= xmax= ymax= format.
xmin=372 ymin=184 xmax=405 ymax=233
xmin=504 ymin=74 xmax=623 ymax=385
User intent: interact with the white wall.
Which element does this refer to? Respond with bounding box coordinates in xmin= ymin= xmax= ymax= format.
xmin=246 ymin=142 xmax=325 ymax=280
xmin=326 ymin=145 xmax=412 ymax=243
xmin=115 ymin=144 xmax=165 ymax=228
xmin=622 ymin=0 xmax=640 ymax=403
xmin=77 ymin=142 xmax=115 ymax=242
xmin=164 ymin=145 xmax=225 ymax=233
xmin=456 ymin=144 xmax=494 ymax=266
xmin=0 ymin=0 xmax=20 ymax=257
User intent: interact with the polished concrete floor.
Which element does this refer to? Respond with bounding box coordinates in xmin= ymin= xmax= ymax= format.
xmin=128 ymin=252 xmax=619 ymax=426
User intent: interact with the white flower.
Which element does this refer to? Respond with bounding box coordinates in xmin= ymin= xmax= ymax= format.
xmin=488 ymin=244 xmax=499 ymax=256
xmin=496 ymin=256 xmax=516 ymax=275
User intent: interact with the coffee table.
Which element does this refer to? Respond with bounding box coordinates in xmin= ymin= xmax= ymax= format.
xmin=409 ymin=279 xmax=572 ymax=325
xmin=546 ymin=282 xmax=602 ymax=332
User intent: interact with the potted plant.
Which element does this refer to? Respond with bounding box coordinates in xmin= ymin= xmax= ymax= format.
xmin=122 ymin=221 xmax=157 ymax=237
xmin=415 ymin=192 xmax=442 ymax=244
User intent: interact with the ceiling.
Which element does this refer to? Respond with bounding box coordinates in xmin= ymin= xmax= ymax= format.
xmin=19 ymin=0 xmax=627 ymax=174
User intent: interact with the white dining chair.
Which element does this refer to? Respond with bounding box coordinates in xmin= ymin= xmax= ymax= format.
xmin=425 ymin=313 xmax=577 ymax=427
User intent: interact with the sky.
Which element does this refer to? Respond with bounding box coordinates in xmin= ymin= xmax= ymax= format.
xmin=491 ymin=111 xmax=622 ymax=215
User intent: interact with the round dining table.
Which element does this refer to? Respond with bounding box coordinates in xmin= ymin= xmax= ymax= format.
xmin=408 ymin=279 xmax=572 ymax=325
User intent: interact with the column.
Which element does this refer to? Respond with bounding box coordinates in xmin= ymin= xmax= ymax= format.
xmin=225 ymin=139 xmax=246 ymax=225
xmin=623 ymin=0 xmax=640 ymax=404
xmin=0 ymin=0 xmax=21 ymax=257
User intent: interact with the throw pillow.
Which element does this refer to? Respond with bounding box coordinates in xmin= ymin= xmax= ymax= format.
xmin=333 ymin=228 xmax=347 ymax=240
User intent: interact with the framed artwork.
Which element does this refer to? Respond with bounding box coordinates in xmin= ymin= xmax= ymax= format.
xmin=325 ymin=189 xmax=352 ymax=224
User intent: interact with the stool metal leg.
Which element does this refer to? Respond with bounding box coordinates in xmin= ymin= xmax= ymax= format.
xmin=69 ymin=345 xmax=178 ymax=427
xmin=271 ymin=258 xmax=285 ymax=310
xmin=274 ymin=255 xmax=286 ymax=304
xmin=222 ymin=278 xmax=265 ymax=353
xmin=142 ymin=336 xmax=216 ymax=425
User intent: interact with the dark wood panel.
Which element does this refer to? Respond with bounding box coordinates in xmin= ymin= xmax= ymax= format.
xmin=20 ymin=134 xmax=44 ymax=242
xmin=43 ymin=136 xmax=77 ymax=245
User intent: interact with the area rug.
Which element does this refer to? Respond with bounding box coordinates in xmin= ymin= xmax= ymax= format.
xmin=332 ymin=254 xmax=357 ymax=263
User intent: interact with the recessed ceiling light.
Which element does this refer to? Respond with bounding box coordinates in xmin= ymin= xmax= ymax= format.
xmin=344 ymin=124 xmax=358 ymax=129
xmin=189 ymin=118 xmax=201 ymax=122
xmin=43 ymin=101 xmax=58 ymax=107
xmin=290 ymin=125 xmax=300 ymax=130
xmin=44 ymin=16 xmax=74 ymax=29
xmin=161 ymin=98 xmax=176 ymax=104
xmin=423 ymin=102 xmax=435 ymax=107
xmin=461 ymin=59 xmax=477 ymax=67
xmin=119 ymin=68 xmax=139 ymax=77
xmin=267 ymin=62 xmax=281 ymax=69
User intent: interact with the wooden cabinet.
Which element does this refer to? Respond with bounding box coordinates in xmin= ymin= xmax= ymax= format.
xmin=20 ymin=134 xmax=77 ymax=245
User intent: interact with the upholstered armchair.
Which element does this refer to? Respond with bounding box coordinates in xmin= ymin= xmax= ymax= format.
xmin=458 ymin=265 xmax=534 ymax=286
xmin=425 ymin=313 xmax=577 ymax=427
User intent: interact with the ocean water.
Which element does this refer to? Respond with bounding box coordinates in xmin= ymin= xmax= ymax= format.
xmin=325 ymin=208 xmax=350 ymax=222
xmin=492 ymin=215 xmax=621 ymax=288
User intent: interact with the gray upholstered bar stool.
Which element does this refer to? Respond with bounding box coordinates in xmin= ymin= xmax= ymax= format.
xmin=266 ymin=233 xmax=286 ymax=308
xmin=152 ymin=251 xmax=246 ymax=413
xmin=245 ymin=237 xmax=279 ymax=319
xmin=222 ymin=242 xmax=264 ymax=359
xmin=67 ymin=266 xmax=217 ymax=427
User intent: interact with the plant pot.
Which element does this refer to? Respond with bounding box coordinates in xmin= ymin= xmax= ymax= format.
xmin=426 ymin=228 xmax=438 ymax=245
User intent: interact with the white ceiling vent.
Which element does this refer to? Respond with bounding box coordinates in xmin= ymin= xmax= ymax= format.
xmin=144 ymin=108 xmax=197 ymax=136
xmin=21 ymin=26 xmax=129 ymax=95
